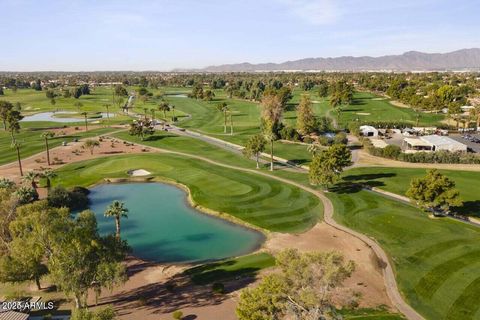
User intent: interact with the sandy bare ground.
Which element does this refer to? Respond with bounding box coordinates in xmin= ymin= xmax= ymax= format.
xmin=86 ymin=221 xmax=390 ymax=320
xmin=0 ymin=129 xmax=150 ymax=185
xmin=389 ymin=100 xmax=411 ymax=109
xmin=82 ymin=142 xmax=408 ymax=320
xmin=265 ymin=223 xmax=389 ymax=308
xmin=0 ymin=134 xmax=396 ymax=320
xmin=355 ymin=149 xmax=480 ymax=171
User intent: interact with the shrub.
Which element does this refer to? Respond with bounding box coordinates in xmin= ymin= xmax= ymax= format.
xmin=317 ymin=136 xmax=331 ymax=146
xmin=47 ymin=186 xmax=89 ymax=211
xmin=333 ymin=132 xmax=348 ymax=145
xmin=348 ymin=122 xmax=360 ymax=136
xmin=212 ymin=282 xmax=225 ymax=294
xmin=303 ymin=136 xmax=313 ymax=144
xmin=172 ymin=310 xmax=183 ymax=320
xmin=279 ymin=126 xmax=301 ymax=141
xmin=383 ymin=145 xmax=402 ymax=159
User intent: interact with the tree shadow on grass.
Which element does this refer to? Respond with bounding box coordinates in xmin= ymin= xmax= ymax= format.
xmin=342 ymin=173 xmax=396 ymax=183
xmin=453 ymin=200 xmax=480 ymax=218
xmin=285 ymin=103 xmax=297 ymax=111
xmin=329 ymin=182 xmax=363 ymax=194
xmin=145 ymin=134 xmax=179 ymax=142
xmin=96 ymin=269 xmax=257 ymax=315
xmin=330 ymin=180 xmax=387 ymax=194
xmin=286 ymin=159 xmax=309 ymax=166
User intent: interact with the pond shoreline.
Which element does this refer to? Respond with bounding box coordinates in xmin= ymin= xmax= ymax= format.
xmin=88 ymin=177 xmax=268 ymax=266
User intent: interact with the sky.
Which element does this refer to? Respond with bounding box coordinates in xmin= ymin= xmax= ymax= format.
xmin=1 ymin=0 xmax=479 ymax=71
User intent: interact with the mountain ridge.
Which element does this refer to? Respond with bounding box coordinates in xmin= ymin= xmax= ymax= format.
xmin=183 ymin=49 xmax=480 ymax=72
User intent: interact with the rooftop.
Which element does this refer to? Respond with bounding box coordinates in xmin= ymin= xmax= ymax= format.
xmin=420 ymin=135 xmax=467 ymax=147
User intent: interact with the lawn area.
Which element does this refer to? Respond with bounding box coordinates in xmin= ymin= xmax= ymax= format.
xmin=340 ymin=308 xmax=405 ymax=320
xmin=0 ymin=127 xmax=117 ymax=165
xmin=185 ymin=252 xmax=275 ymax=285
xmin=164 ymin=89 xmax=314 ymax=164
xmin=2 ymin=87 xmax=117 ymax=113
xmin=268 ymin=168 xmax=480 ymax=319
xmin=52 ymin=153 xmax=323 ymax=233
xmin=328 ymin=186 xmax=480 ymax=320
xmin=163 ymin=88 xmax=445 ymax=165
xmin=113 ymin=130 xmax=257 ymax=169
xmin=342 ymin=167 xmax=480 ymax=217
xmin=337 ymin=92 xmax=445 ymax=127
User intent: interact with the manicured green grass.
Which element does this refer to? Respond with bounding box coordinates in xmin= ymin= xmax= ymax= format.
xmin=0 ymin=127 xmax=117 ymax=165
xmin=113 ymin=130 xmax=258 ymax=169
xmin=185 ymin=252 xmax=275 ymax=285
xmin=52 ymin=153 xmax=323 ymax=233
xmin=266 ymin=168 xmax=480 ymax=319
xmin=164 ymin=90 xmax=314 ymax=164
xmin=2 ymin=87 xmax=117 ymax=113
xmin=340 ymin=308 xmax=405 ymax=319
xmin=164 ymin=89 xmax=444 ymax=165
xmin=328 ymin=187 xmax=480 ymax=320
xmin=342 ymin=167 xmax=480 ymax=217
xmin=337 ymin=92 xmax=444 ymax=127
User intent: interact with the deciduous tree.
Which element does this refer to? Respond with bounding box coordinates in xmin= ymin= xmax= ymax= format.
xmin=296 ymin=95 xmax=316 ymax=135
xmin=309 ymin=144 xmax=352 ymax=189
xmin=243 ymin=134 xmax=266 ymax=169
xmin=406 ymin=169 xmax=462 ymax=214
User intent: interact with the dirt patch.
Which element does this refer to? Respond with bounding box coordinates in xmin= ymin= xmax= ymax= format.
xmin=389 ymin=100 xmax=411 ymax=109
xmin=0 ymin=131 xmax=151 ymax=185
xmin=266 ymin=222 xmax=390 ymax=309
xmin=84 ymin=222 xmax=390 ymax=320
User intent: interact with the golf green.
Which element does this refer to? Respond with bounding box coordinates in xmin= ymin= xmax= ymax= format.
xmin=88 ymin=183 xmax=264 ymax=263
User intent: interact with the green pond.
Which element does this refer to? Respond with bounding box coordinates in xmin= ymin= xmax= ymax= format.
xmin=88 ymin=183 xmax=265 ymax=263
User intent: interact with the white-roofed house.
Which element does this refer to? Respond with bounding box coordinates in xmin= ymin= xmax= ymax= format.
xmin=403 ymin=137 xmax=434 ymax=153
xmin=359 ymin=125 xmax=378 ymax=137
xmin=419 ymin=135 xmax=467 ymax=152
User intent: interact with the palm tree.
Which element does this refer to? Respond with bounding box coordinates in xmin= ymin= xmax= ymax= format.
xmin=14 ymin=185 xmax=38 ymax=205
xmin=41 ymin=169 xmax=57 ymax=192
xmin=158 ymin=102 xmax=170 ymax=120
xmin=74 ymin=101 xmax=83 ymax=113
xmin=11 ymin=141 xmax=23 ymax=176
xmin=216 ymin=102 xmax=229 ymax=133
xmin=158 ymin=103 xmax=170 ymax=129
xmin=104 ymin=200 xmax=129 ymax=239
xmin=171 ymin=105 xmax=176 ymax=122
xmin=150 ymin=109 xmax=156 ymax=123
xmin=0 ymin=178 xmax=15 ymax=189
xmin=103 ymin=103 xmax=111 ymax=127
xmin=330 ymin=94 xmax=342 ymax=128
xmin=230 ymin=111 xmax=234 ymax=135
xmin=83 ymin=139 xmax=100 ymax=155
xmin=143 ymin=107 xmax=148 ymax=120
xmin=22 ymin=171 xmax=38 ymax=189
xmin=81 ymin=112 xmax=88 ymax=131
xmin=41 ymin=131 xmax=55 ymax=165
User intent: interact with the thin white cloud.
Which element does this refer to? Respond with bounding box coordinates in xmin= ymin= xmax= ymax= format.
xmin=278 ymin=0 xmax=339 ymax=25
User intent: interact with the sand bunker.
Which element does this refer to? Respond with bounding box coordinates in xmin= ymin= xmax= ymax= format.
xmin=356 ymin=112 xmax=371 ymax=115
xmin=128 ymin=169 xmax=152 ymax=176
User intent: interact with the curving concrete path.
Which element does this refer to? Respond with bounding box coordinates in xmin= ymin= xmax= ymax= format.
xmin=0 ymin=132 xmax=424 ymax=320
xmin=120 ymin=140 xmax=425 ymax=320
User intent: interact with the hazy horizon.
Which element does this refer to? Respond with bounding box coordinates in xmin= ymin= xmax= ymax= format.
xmin=1 ymin=0 xmax=479 ymax=71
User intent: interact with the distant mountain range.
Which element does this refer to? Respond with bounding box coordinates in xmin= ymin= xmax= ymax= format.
xmin=186 ymin=49 xmax=480 ymax=72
